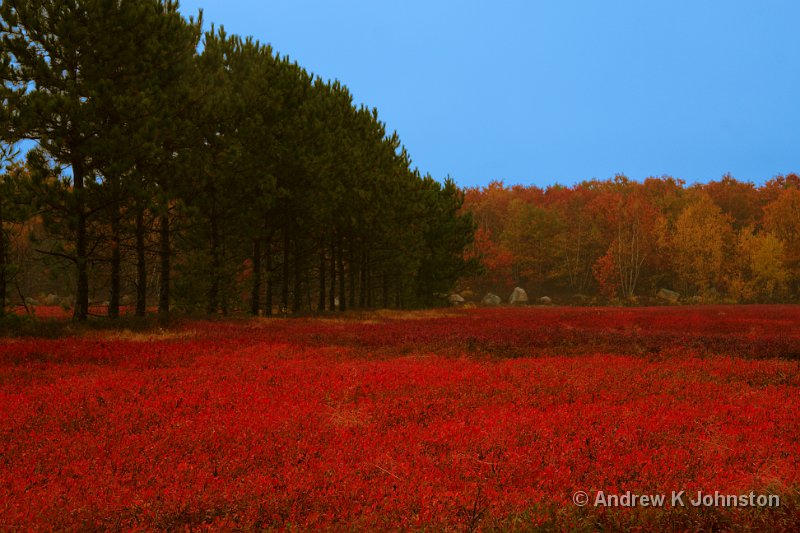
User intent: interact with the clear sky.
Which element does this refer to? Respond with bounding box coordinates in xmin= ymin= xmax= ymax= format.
xmin=177 ymin=0 xmax=800 ymax=188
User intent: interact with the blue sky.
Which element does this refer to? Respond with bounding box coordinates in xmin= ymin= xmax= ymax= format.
xmin=178 ymin=0 xmax=800 ymax=188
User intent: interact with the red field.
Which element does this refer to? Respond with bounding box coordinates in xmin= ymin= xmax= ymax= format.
xmin=2 ymin=306 xmax=799 ymax=531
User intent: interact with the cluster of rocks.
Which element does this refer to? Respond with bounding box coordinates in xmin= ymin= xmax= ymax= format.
xmin=24 ymin=294 xmax=73 ymax=308
xmin=447 ymin=286 xmax=690 ymax=307
xmin=505 ymin=288 xmax=552 ymax=305
xmin=448 ymin=287 xmax=554 ymax=307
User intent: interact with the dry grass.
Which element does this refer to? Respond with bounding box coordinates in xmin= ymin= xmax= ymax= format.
xmin=280 ymin=308 xmax=465 ymax=325
xmin=327 ymin=405 xmax=370 ymax=428
xmin=366 ymin=308 xmax=463 ymax=321
xmin=90 ymin=329 xmax=200 ymax=342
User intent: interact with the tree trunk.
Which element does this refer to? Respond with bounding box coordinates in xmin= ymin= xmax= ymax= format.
xmin=207 ymin=214 xmax=220 ymax=315
xmin=292 ymin=239 xmax=302 ymax=314
xmin=359 ymin=249 xmax=367 ymax=308
xmin=329 ymin=233 xmax=337 ymax=311
xmin=108 ymin=175 xmax=121 ymax=319
xmin=0 ymin=199 xmax=5 ymax=318
xmin=348 ymin=240 xmax=356 ymax=309
xmin=337 ymin=234 xmax=346 ymax=312
xmin=135 ymin=204 xmax=147 ymax=317
xmin=306 ymin=277 xmax=313 ymax=313
xmin=318 ymin=236 xmax=326 ymax=312
xmin=158 ymin=213 xmax=170 ymax=320
xmin=251 ymin=237 xmax=261 ymax=316
xmin=366 ymin=251 xmax=373 ymax=308
xmin=265 ymin=236 xmax=273 ymax=316
xmin=281 ymin=228 xmax=290 ymax=313
xmin=73 ymin=157 xmax=89 ymax=321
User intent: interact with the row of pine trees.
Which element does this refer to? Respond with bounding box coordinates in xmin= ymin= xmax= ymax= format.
xmin=0 ymin=1 xmax=477 ymax=320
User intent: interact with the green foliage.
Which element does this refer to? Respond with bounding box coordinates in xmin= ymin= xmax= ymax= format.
xmin=0 ymin=2 xmax=475 ymax=317
xmin=413 ymin=176 xmax=480 ymax=305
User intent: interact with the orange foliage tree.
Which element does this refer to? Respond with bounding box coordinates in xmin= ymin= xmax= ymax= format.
xmin=461 ymin=173 xmax=800 ymax=303
xmin=763 ymin=186 xmax=800 ymax=293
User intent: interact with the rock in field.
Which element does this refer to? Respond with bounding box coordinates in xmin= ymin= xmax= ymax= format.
xmin=448 ymin=294 xmax=465 ymax=305
xmin=657 ymin=288 xmax=680 ymax=303
xmin=509 ymin=287 xmax=529 ymax=305
xmin=481 ymin=292 xmax=502 ymax=306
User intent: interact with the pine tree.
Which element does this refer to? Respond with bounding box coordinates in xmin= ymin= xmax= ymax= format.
xmin=0 ymin=0 xmax=200 ymax=320
xmin=87 ymin=1 xmax=200 ymax=318
xmin=0 ymin=147 xmax=16 ymax=316
xmin=2 ymin=3 xmax=479 ymax=317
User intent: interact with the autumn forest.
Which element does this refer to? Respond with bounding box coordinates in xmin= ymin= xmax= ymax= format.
xmin=461 ymin=173 xmax=800 ymax=304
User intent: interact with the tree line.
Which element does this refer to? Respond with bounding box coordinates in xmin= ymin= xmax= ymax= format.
xmin=462 ymin=174 xmax=800 ymax=303
xmin=0 ymin=0 xmax=477 ymax=320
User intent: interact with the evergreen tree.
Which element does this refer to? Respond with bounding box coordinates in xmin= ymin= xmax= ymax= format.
xmin=2 ymin=3 xmax=478 ymax=318
xmin=0 ymin=0 xmax=200 ymax=320
xmin=413 ymin=176 xmax=479 ymax=305
xmin=87 ymin=1 xmax=200 ymax=318
xmin=0 ymin=146 xmax=18 ymax=316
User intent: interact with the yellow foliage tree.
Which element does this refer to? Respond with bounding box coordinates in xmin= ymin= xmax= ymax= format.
xmin=671 ymin=193 xmax=734 ymax=297
xmin=728 ymin=229 xmax=788 ymax=302
xmin=501 ymin=199 xmax=560 ymax=287
xmin=763 ymin=187 xmax=800 ymax=294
